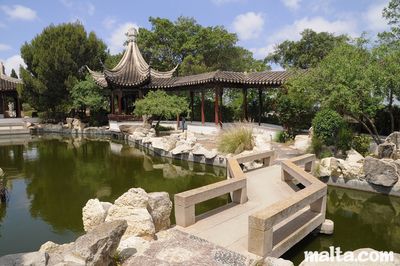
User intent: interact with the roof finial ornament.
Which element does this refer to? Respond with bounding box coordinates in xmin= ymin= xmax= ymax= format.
xmin=126 ymin=27 xmax=138 ymax=43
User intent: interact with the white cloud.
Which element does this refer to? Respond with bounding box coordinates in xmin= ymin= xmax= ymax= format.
xmin=1 ymin=5 xmax=37 ymax=21
xmin=108 ymin=22 xmax=139 ymax=54
xmin=60 ymin=0 xmax=95 ymax=16
xmin=252 ymin=16 xmax=357 ymax=59
xmin=103 ymin=17 xmax=117 ymax=30
xmin=363 ymin=2 xmax=388 ymax=32
xmin=1 ymin=55 xmax=26 ymax=76
xmin=281 ymin=0 xmax=301 ymax=10
xmin=232 ymin=12 xmax=264 ymax=41
xmin=0 ymin=43 xmax=11 ymax=51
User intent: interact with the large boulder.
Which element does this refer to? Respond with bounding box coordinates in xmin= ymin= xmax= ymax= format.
xmin=0 ymin=252 xmax=49 ymax=266
xmin=114 ymin=188 xmax=149 ymax=208
xmin=318 ymin=157 xmax=342 ymax=177
xmin=119 ymin=125 xmax=137 ymax=135
xmin=263 ymin=257 xmax=294 ymax=266
xmin=386 ymin=131 xmax=400 ymax=148
xmin=346 ymin=149 xmax=364 ymax=163
xmin=192 ymin=144 xmax=218 ymax=159
xmin=82 ymin=199 xmax=108 ymax=232
xmin=377 ymin=141 xmax=396 ymax=159
xmin=171 ymin=143 xmax=193 ymax=155
xmin=117 ymin=236 xmax=150 ymax=261
xmin=151 ymin=137 xmax=177 ymax=151
xmin=363 ymin=156 xmax=399 ymax=187
xmin=292 ymin=135 xmax=311 ymax=152
xmin=105 ymin=206 xmax=155 ymax=238
xmin=47 ymin=220 xmax=127 ymax=266
xmin=147 ymin=192 xmax=172 ymax=232
xmin=338 ymin=160 xmax=364 ymax=179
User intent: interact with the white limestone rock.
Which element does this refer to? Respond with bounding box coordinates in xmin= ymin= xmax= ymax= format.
xmin=117 ymin=236 xmax=150 ymax=261
xmin=105 ymin=206 xmax=155 ymax=238
xmin=264 ymin=257 xmax=294 ymax=266
xmin=39 ymin=241 xmax=61 ymax=253
xmin=82 ymin=199 xmax=108 ymax=232
xmin=346 ymin=149 xmax=364 ymax=163
xmin=171 ymin=143 xmax=193 ymax=155
xmin=192 ymin=144 xmax=218 ymax=159
xmin=152 ymin=137 xmax=177 ymax=151
xmin=292 ymin=134 xmax=311 ymax=152
xmin=114 ymin=187 xmax=149 ymax=208
xmin=364 ymin=156 xmax=399 ymax=187
xmin=147 ymin=192 xmax=172 ymax=232
xmin=0 ymin=252 xmax=49 ymax=266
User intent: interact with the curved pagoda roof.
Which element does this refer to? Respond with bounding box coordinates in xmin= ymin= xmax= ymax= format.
xmin=0 ymin=62 xmax=22 ymax=92
xmin=88 ymin=28 xmax=290 ymax=90
xmin=87 ymin=28 xmax=178 ymax=88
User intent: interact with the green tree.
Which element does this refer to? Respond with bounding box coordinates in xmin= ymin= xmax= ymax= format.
xmin=382 ymin=0 xmax=400 ymax=38
xmin=70 ymin=75 xmax=107 ymax=112
xmin=372 ymin=41 xmax=400 ymax=132
xmin=287 ymin=41 xmax=384 ymax=144
xmin=10 ymin=69 xmax=18 ymax=79
xmin=19 ymin=22 xmax=107 ymax=115
xmin=136 ymin=16 xmax=267 ymax=75
xmin=266 ymin=29 xmax=348 ymax=69
xmin=134 ymin=90 xmax=189 ymax=128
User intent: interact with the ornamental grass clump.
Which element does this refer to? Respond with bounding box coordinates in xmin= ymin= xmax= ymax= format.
xmin=217 ymin=124 xmax=254 ymax=154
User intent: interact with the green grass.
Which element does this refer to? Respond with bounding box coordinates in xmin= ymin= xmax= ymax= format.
xmin=217 ymin=123 xmax=254 ymax=154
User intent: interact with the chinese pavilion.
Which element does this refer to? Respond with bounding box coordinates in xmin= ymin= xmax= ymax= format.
xmin=88 ymin=28 xmax=290 ymax=125
xmin=0 ymin=62 xmax=22 ymax=118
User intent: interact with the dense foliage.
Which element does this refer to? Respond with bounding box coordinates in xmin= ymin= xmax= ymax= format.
xmin=19 ymin=22 xmax=107 ymax=113
xmin=134 ymin=90 xmax=189 ymax=127
xmin=266 ymin=29 xmax=348 ymax=69
xmin=312 ymin=109 xmax=345 ymax=146
xmin=70 ymin=76 xmax=107 ymax=112
xmin=136 ymin=16 xmax=267 ymax=75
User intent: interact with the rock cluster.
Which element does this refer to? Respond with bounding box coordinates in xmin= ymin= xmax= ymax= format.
xmin=318 ymin=132 xmax=400 ymax=188
xmin=124 ymin=125 xmax=219 ymax=160
xmin=82 ymin=188 xmax=172 ymax=240
xmin=0 ymin=220 xmax=128 ymax=266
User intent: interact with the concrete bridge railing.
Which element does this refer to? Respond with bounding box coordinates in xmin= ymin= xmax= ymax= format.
xmin=174 ymin=150 xmax=275 ymax=227
xmin=248 ymin=154 xmax=327 ymax=257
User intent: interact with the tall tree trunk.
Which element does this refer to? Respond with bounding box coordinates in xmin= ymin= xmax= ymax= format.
xmin=353 ymin=114 xmax=381 ymax=145
xmin=388 ymin=90 xmax=395 ymax=133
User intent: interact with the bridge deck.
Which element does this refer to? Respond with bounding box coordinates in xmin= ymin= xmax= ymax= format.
xmin=176 ymin=164 xmax=305 ymax=259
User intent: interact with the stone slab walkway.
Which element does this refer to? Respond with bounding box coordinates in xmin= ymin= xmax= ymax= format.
xmin=124 ymin=229 xmax=257 ymax=266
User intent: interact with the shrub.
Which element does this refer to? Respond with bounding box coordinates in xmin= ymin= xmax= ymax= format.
xmin=312 ymin=109 xmax=345 ymax=146
xmin=274 ymin=130 xmax=294 ymax=143
xmin=352 ymin=135 xmax=371 ymax=156
xmin=217 ymin=124 xmax=254 ymax=154
xmin=337 ymin=127 xmax=354 ymax=153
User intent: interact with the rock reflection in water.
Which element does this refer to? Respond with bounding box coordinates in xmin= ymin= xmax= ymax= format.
xmin=0 ymin=137 xmax=226 ymax=255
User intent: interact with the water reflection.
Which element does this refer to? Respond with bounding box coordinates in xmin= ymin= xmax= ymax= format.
xmin=283 ymin=187 xmax=400 ymax=264
xmin=0 ymin=136 xmax=227 ymax=255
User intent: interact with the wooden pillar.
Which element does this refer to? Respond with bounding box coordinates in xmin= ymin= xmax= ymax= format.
xmin=242 ymin=88 xmax=248 ymax=121
xmin=118 ymin=92 xmax=122 ymax=114
xmin=219 ymin=88 xmax=223 ymax=125
xmin=190 ymin=90 xmax=194 ymax=122
xmin=16 ymin=96 xmax=21 ymax=118
xmin=201 ymin=90 xmax=205 ymax=125
xmin=214 ymin=87 xmax=219 ymax=126
xmin=258 ymin=88 xmax=262 ymax=126
xmin=111 ymin=92 xmax=115 ymax=114
xmin=177 ymin=114 xmax=180 ymax=129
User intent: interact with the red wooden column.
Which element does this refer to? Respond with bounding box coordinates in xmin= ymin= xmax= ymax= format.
xmin=190 ymin=90 xmax=194 ymax=122
xmin=258 ymin=88 xmax=262 ymax=126
xmin=214 ymin=87 xmax=219 ymax=126
xmin=201 ymin=90 xmax=205 ymax=125
xmin=219 ymin=88 xmax=223 ymax=125
xmin=242 ymin=88 xmax=248 ymax=121
xmin=118 ymin=92 xmax=122 ymax=114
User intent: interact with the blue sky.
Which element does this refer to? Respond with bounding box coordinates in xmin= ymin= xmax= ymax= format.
xmin=0 ymin=0 xmax=390 ymax=74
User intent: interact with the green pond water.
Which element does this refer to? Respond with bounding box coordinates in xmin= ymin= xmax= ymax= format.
xmin=0 ymin=137 xmax=399 ymax=264
xmin=0 ymin=136 xmax=228 ymax=256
